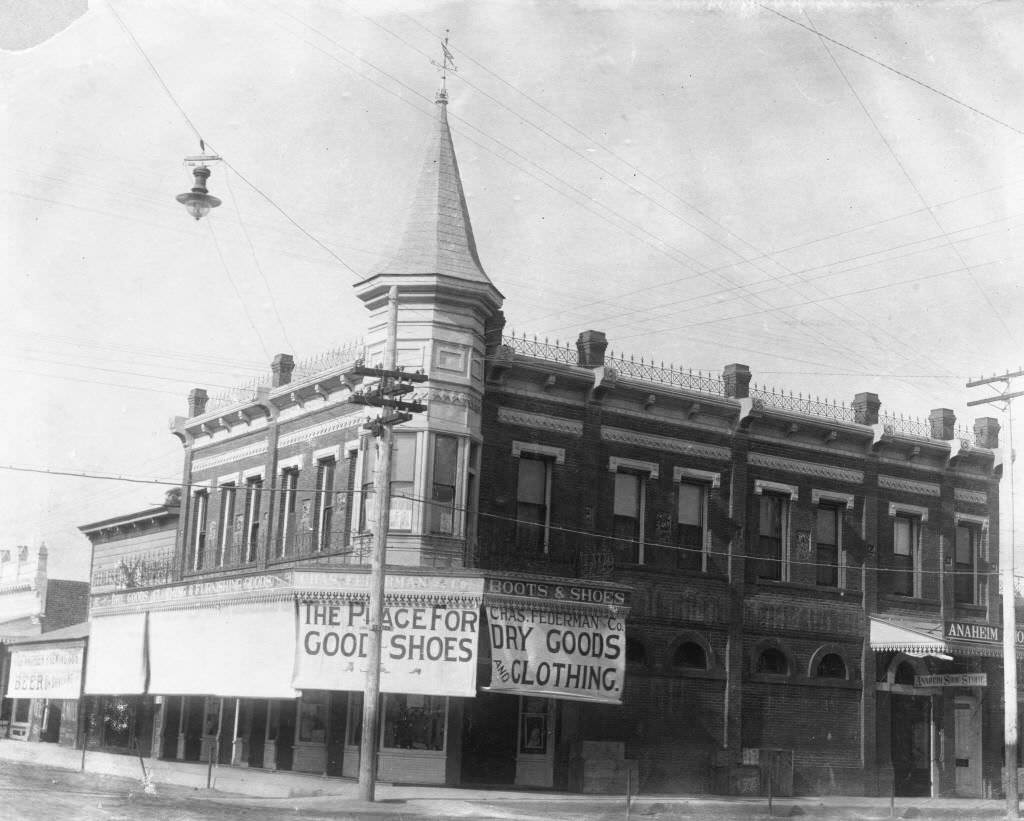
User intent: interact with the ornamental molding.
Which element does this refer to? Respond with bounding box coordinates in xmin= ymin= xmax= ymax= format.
xmin=422 ymin=388 xmax=482 ymax=413
xmin=192 ymin=441 xmax=269 ymax=474
xmin=497 ymin=407 xmax=584 ymax=436
xmin=491 ymin=387 xmax=587 ymax=409
xmin=954 ymin=488 xmax=987 ymax=506
xmin=878 ymin=475 xmax=941 ymax=497
xmin=748 ymin=452 xmax=863 ymax=484
xmin=278 ymin=413 xmax=363 ymax=449
xmin=600 ymin=427 xmax=730 ymax=461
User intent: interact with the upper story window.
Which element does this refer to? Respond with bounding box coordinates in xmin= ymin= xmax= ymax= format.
xmin=889 ymin=502 xmax=926 ymax=598
xmin=428 ymin=434 xmax=459 ymax=536
xmin=610 ymin=458 xmax=658 ymax=565
xmin=276 ymin=466 xmax=299 ymax=558
xmin=815 ymin=505 xmax=840 ymax=587
xmin=513 ymin=443 xmax=563 ymax=555
xmin=756 ymin=647 xmax=790 ymax=676
xmin=671 ymin=641 xmax=708 ymax=671
xmin=389 ymin=433 xmax=417 ymax=532
xmin=816 ymin=652 xmax=847 ymax=679
xmin=312 ymin=456 xmax=336 ymax=553
xmin=216 ymin=481 xmax=236 ymax=567
xmin=190 ymin=488 xmax=209 ymax=571
xmin=243 ymin=474 xmax=263 ymax=563
xmin=359 ymin=441 xmax=376 ymax=533
xmin=954 ymin=516 xmax=986 ymax=606
xmin=753 ymin=481 xmax=796 ymax=582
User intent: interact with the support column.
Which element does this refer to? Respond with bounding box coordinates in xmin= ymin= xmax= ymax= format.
xmin=150 ymin=697 xmax=166 ymax=760
xmin=176 ymin=696 xmax=187 ymax=760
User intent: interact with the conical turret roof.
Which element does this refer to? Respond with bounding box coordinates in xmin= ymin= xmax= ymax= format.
xmin=376 ymin=92 xmax=494 ymax=286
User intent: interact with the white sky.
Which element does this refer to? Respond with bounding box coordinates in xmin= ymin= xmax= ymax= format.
xmin=2 ymin=1 xmax=1022 ymax=581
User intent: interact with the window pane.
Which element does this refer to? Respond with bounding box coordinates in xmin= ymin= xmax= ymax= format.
xmin=518 ymin=459 xmax=546 ymax=505
xmin=392 ymin=435 xmax=416 ymax=482
xmin=955 ymin=526 xmax=973 ymax=565
xmin=894 ymin=517 xmax=912 ymax=555
xmin=382 ymin=694 xmax=445 ymax=751
xmin=433 ymin=435 xmax=458 ymax=485
xmin=614 ymin=473 xmax=639 ymax=516
xmin=759 ymin=495 xmax=783 ymax=537
xmin=677 ymin=483 xmax=703 ymax=527
xmin=815 ymin=507 xmax=837 ymax=545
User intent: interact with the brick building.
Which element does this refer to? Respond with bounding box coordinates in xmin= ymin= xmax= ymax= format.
xmin=78 ymin=86 xmax=1006 ymax=797
xmin=0 ymin=544 xmax=89 ymax=743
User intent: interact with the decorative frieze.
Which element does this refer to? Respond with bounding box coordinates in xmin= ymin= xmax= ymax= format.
xmin=498 ymin=408 xmax=583 ymax=436
xmin=278 ymin=413 xmax=364 ymax=449
xmin=601 ymin=427 xmax=730 ymax=460
xmin=748 ymin=452 xmax=863 ymax=484
xmin=192 ymin=441 xmax=269 ymax=473
xmin=878 ymin=475 xmax=941 ymax=497
xmin=744 ymin=599 xmax=862 ymax=636
xmin=422 ymin=388 xmax=482 ymax=413
xmin=954 ymin=488 xmax=987 ymax=506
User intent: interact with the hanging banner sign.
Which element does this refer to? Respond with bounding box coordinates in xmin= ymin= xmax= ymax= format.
xmin=293 ymin=578 xmax=484 ymax=697
xmin=485 ymin=602 xmax=626 ymax=704
xmin=945 ymin=621 xmax=1024 ymax=645
xmin=6 ymin=645 xmax=84 ymax=700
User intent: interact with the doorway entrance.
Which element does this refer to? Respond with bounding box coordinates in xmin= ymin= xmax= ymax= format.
xmin=892 ymin=695 xmax=931 ymax=796
xmin=954 ymin=695 xmax=982 ymax=797
xmin=461 ymin=691 xmax=517 ymax=785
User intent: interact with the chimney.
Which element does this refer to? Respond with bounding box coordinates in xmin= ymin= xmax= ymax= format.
xmin=929 ymin=408 xmax=956 ymax=441
xmin=576 ymin=330 xmax=608 ymax=368
xmin=187 ymin=388 xmax=209 ymax=417
xmin=973 ymin=417 xmax=1001 ymax=450
xmin=722 ymin=364 xmax=751 ymax=399
xmin=272 ymin=353 xmax=295 ymax=388
xmin=853 ymin=392 xmax=881 ymax=426
xmin=484 ymin=311 xmax=507 ymax=355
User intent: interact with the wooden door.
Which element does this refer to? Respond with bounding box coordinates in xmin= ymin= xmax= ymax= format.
xmin=954 ymin=696 xmax=982 ymax=797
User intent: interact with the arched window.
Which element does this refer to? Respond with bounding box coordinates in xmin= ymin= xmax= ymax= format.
xmin=672 ymin=641 xmax=708 ymax=670
xmin=816 ymin=653 xmax=847 ymax=679
xmin=626 ymin=638 xmax=647 ymax=667
xmin=756 ymin=647 xmax=790 ymax=676
xmin=894 ymin=661 xmax=917 ymax=685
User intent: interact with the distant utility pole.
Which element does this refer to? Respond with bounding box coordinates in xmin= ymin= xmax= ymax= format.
xmin=348 ymin=285 xmax=426 ymax=803
xmin=967 ymin=368 xmax=1024 ymax=820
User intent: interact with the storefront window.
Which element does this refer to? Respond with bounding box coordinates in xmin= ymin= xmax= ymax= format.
xmin=519 ymin=697 xmax=548 ymax=754
xmin=13 ymin=699 xmax=29 ymax=723
xmin=382 ymin=694 xmax=445 ymax=751
xmin=298 ymin=691 xmax=328 ymax=744
xmin=346 ymin=692 xmax=363 ymax=746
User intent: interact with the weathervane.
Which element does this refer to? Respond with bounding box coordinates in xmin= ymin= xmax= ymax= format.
xmin=430 ymin=29 xmax=457 ymax=102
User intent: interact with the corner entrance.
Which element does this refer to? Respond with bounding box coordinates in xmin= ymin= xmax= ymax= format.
xmin=461 ymin=691 xmax=517 ymax=785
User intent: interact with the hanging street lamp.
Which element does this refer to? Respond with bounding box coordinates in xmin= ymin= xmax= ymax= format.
xmin=176 ymin=163 xmax=222 ymax=220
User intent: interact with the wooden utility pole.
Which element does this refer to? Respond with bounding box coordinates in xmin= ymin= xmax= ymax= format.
xmin=967 ymin=368 xmax=1024 ymax=820
xmin=352 ymin=286 xmax=426 ymax=802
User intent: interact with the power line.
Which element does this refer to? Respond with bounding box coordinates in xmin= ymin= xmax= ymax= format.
xmin=763 ymin=5 xmax=1024 ymax=139
xmin=206 ymin=218 xmax=272 ymax=361
xmin=0 ymin=463 xmax=996 ymax=580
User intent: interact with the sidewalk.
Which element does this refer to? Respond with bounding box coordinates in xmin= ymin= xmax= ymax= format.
xmin=0 ymin=739 xmax=1014 ymax=820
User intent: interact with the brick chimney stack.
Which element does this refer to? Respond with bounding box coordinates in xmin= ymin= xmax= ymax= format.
xmin=576 ymin=330 xmax=608 ymax=368
xmin=187 ymin=388 xmax=209 ymax=417
xmin=929 ymin=408 xmax=956 ymax=441
xmin=723 ymin=364 xmax=751 ymax=399
xmin=853 ymin=392 xmax=881 ymax=425
xmin=973 ymin=417 xmax=1001 ymax=449
xmin=272 ymin=353 xmax=295 ymax=388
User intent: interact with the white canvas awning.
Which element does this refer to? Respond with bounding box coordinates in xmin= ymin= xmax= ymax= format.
xmin=84 ymin=612 xmax=148 ymax=695
xmin=870 ymin=617 xmax=950 ymax=656
xmin=148 ymin=599 xmax=298 ymax=699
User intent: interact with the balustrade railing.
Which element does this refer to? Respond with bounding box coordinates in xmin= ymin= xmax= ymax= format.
xmin=750 ymin=386 xmax=856 ymax=423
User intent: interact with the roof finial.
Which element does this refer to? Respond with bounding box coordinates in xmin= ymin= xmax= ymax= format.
xmin=431 ymin=29 xmax=457 ymax=104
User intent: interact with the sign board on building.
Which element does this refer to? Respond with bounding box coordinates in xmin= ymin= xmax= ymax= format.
xmin=914 ymin=674 xmax=988 ymax=688
xmin=484 ymin=595 xmax=626 ymax=704
xmin=945 ymin=621 xmax=1024 ymax=645
xmin=6 ymin=645 xmax=84 ymax=700
xmin=292 ymin=576 xmax=484 ymax=698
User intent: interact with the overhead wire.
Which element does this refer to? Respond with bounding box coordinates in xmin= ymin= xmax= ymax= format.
xmin=0 ymin=463 xmax=1002 ymax=580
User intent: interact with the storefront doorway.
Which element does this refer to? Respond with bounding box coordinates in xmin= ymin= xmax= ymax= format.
xmin=892 ymin=695 xmax=931 ymax=796
xmin=954 ymin=695 xmax=982 ymax=797
xmin=461 ymin=691 xmax=517 ymax=785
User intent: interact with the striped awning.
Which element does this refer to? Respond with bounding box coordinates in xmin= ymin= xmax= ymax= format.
xmin=870 ymin=617 xmax=950 ymax=656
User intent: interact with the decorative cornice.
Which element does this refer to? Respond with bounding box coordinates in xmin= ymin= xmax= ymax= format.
xmin=748 ymin=452 xmax=863 ymax=484
xmin=192 ymin=441 xmax=269 ymax=474
xmin=497 ymin=407 xmax=583 ymax=436
xmin=278 ymin=413 xmax=364 ymax=449
xmin=750 ymin=433 xmax=867 ymax=461
xmin=878 ymin=475 xmax=941 ymax=497
xmin=601 ymin=427 xmax=730 ymax=461
xmin=422 ymin=388 xmax=481 ymax=413
xmin=954 ymin=488 xmax=988 ymax=506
